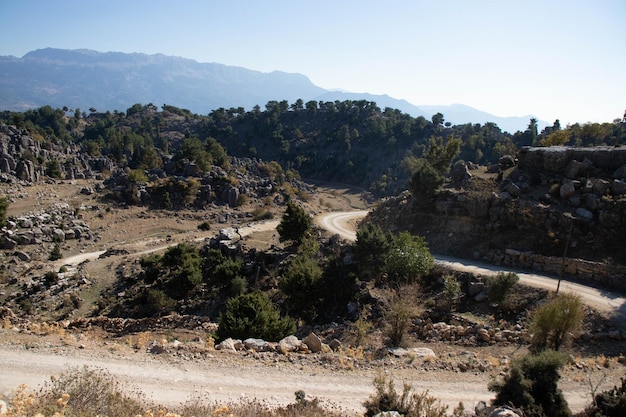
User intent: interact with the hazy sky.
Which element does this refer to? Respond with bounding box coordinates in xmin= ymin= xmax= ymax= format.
xmin=1 ymin=0 xmax=624 ymax=125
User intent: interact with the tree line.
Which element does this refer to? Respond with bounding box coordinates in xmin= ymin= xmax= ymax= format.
xmin=3 ymin=102 xmax=622 ymax=197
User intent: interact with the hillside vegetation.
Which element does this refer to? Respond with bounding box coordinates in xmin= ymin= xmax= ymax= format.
xmin=1 ymin=103 xmax=626 ymax=417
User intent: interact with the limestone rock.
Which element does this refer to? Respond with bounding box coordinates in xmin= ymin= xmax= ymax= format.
xmin=244 ymin=338 xmax=272 ymax=352
xmin=303 ymin=332 xmax=322 ymax=353
xmin=278 ymin=335 xmax=301 ymax=353
xmin=488 ymin=406 xmax=521 ymax=417
xmin=215 ymin=338 xmax=240 ymax=352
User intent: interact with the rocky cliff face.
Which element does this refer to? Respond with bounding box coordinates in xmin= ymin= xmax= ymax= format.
xmin=368 ymin=147 xmax=626 ymax=291
xmin=0 ymin=124 xmax=114 ymax=183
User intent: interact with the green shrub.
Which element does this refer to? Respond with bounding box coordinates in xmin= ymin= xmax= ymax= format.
xmin=529 ymin=292 xmax=583 ymax=351
xmin=197 ymin=220 xmax=211 ymax=231
xmin=486 ymin=272 xmax=519 ymax=304
xmin=277 ymin=200 xmax=312 ymax=245
xmin=280 ymin=255 xmax=323 ymax=321
xmin=489 ymin=350 xmax=570 ymax=417
xmin=409 ymin=159 xmax=444 ymax=205
xmin=48 ymin=243 xmax=62 ymax=261
xmin=384 ymin=232 xmax=434 ymax=283
xmin=217 ymin=292 xmax=295 ymax=342
xmin=355 ymin=223 xmax=392 ymax=280
xmin=0 ymin=196 xmax=8 ymax=228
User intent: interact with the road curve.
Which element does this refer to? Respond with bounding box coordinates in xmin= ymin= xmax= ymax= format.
xmin=315 ymin=211 xmax=626 ymax=321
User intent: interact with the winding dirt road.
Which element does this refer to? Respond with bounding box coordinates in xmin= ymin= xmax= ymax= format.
xmin=1 ymin=211 xmax=624 ymax=414
xmin=316 ymin=211 xmax=626 ymax=322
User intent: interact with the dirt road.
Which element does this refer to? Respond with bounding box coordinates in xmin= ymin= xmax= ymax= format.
xmin=2 ymin=210 xmax=623 ymax=414
xmin=316 ymin=211 xmax=626 ymax=322
xmin=0 ymin=341 xmax=607 ymax=414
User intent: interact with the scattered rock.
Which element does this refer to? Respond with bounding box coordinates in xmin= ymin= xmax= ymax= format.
xmin=303 ymin=332 xmax=323 ymax=353
xmin=215 ymin=338 xmax=240 ymax=352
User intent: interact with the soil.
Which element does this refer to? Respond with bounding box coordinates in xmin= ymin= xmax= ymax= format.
xmin=1 ymin=179 xmax=625 ymax=415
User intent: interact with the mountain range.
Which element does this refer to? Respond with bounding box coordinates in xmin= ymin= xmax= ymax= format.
xmin=0 ymin=48 xmax=544 ymax=133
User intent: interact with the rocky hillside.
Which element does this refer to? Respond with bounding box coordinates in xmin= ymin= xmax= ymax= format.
xmin=367 ymin=146 xmax=626 ymax=291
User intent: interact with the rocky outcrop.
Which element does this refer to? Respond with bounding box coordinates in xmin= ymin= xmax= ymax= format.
xmin=368 ymin=146 xmax=626 ymax=291
xmin=1 ymin=202 xmax=94 ymax=247
xmin=0 ymin=123 xmax=114 ymax=183
xmin=518 ymin=146 xmax=626 ymax=174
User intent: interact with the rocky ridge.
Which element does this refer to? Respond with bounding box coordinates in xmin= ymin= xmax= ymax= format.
xmin=369 ymin=146 xmax=626 ymax=291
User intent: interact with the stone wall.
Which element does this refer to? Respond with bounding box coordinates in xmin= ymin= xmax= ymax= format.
xmin=480 ymin=248 xmax=626 ymax=292
xmin=518 ymin=146 xmax=626 ymax=174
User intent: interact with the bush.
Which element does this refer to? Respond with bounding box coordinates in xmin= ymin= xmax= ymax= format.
xmin=384 ymin=232 xmax=434 ymax=283
xmin=486 ymin=272 xmax=519 ymax=304
xmin=48 ymin=243 xmax=62 ymax=261
xmin=529 ymin=292 xmax=583 ymax=351
xmin=489 ymin=350 xmax=570 ymax=417
xmin=409 ymin=159 xmax=444 ymax=205
xmin=0 ymin=196 xmax=8 ymax=228
xmin=280 ymin=255 xmax=323 ymax=321
xmin=588 ymin=377 xmax=626 ymax=417
xmin=385 ymin=286 xmax=420 ymax=347
xmin=252 ymin=207 xmax=274 ymax=220
xmin=197 ymin=220 xmax=211 ymax=230
xmin=363 ymin=373 xmax=448 ymax=417
xmin=28 ymin=366 xmax=147 ymax=417
xmin=277 ymin=200 xmax=312 ymax=245
xmin=355 ymin=223 xmax=391 ymax=280
xmin=217 ymin=292 xmax=295 ymax=342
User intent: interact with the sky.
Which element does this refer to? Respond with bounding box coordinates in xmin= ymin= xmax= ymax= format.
xmin=1 ymin=0 xmax=624 ymax=126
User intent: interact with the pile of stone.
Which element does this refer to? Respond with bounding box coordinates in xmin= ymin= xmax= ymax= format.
xmin=0 ymin=203 xmax=94 ymax=250
xmin=215 ymin=332 xmax=341 ymax=355
xmin=414 ymin=319 xmax=525 ymax=346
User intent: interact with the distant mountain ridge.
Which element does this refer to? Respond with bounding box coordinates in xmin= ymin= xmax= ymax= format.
xmin=0 ymin=48 xmax=543 ymax=132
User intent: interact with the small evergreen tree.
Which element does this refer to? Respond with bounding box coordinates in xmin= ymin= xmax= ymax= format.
xmin=277 ymin=200 xmax=312 ymax=245
xmin=216 ymin=292 xmax=295 ymax=342
xmin=280 ymin=255 xmax=323 ymax=321
xmin=409 ymin=159 xmax=444 ymax=205
xmin=0 ymin=196 xmax=8 ymax=228
xmin=355 ymin=223 xmax=392 ymax=280
xmin=49 ymin=243 xmax=62 ymax=261
xmin=489 ymin=350 xmax=571 ymax=417
xmin=486 ymin=272 xmax=519 ymax=305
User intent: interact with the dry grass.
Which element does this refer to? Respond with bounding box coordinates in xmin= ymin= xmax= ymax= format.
xmin=3 ymin=367 xmax=352 ymax=417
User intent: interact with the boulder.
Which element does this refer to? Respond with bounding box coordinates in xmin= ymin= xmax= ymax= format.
xmin=575 ymin=207 xmax=594 ymax=221
xmin=477 ymin=328 xmax=490 ymax=342
xmin=488 ymin=406 xmax=521 ymax=417
xmin=468 ymin=281 xmax=486 ymax=297
xmin=278 ymin=335 xmax=301 ymax=353
xmin=564 ymin=159 xmax=584 ymax=179
xmin=328 ymin=339 xmax=342 ymax=352
xmin=611 ymin=179 xmax=626 ymax=196
xmin=303 ymin=332 xmax=323 ymax=353
xmin=243 ymin=338 xmax=272 ymax=352
xmin=373 ymin=412 xmax=402 ymax=417
xmin=0 ymin=235 xmax=17 ymax=250
xmin=215 ymin=338 xmax=240 ymax=352
xmin=559 ymin=180 xmax=576 ymax=198
xmin=411 ymin=347 xmax=436 ymax=358
xmin=505 ymin=182 xmax=521 ymax=198
xmin=14 ymin=251 xmax=30 ymax=261
xmin=52 ymin=228 xmax=66 ymax=242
